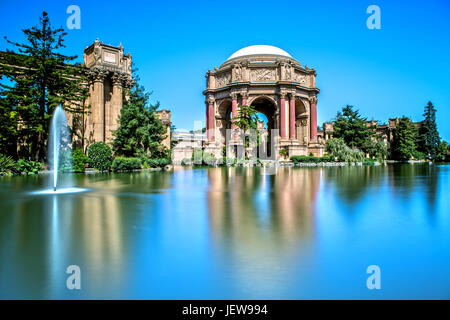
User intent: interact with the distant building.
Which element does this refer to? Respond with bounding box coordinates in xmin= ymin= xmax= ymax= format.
xmin=171 ymin=131 xmax=206 ymax=163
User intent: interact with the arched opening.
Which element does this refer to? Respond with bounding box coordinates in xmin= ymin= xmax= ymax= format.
xmin=249 ymin=96 xmax=277 ymax=158
xmin=217 ymin=99 xmax=232 ymax=146
xmin=295 ymin=99 xmax=308 ymax=144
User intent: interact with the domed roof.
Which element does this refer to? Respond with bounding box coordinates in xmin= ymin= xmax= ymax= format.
xmin=227 ymin=45 xmax=292 ymax=61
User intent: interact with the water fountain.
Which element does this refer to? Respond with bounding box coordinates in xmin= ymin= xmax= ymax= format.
xmin=32 ymin=105 xmax=87 ymax=195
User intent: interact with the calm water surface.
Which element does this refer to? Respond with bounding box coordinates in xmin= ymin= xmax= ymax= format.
xmin=0 ymin=164 xmax=449 ymax=299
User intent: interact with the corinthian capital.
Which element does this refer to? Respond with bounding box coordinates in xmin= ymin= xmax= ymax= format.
xmin=87 ymin=67 xmax=108 ymax=83
xmin=111 ymin=72 xmax=125 ymax=86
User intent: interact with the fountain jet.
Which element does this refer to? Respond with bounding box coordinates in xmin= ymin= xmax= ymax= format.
xmin=48 ymin=105 xmax=72 ymax=192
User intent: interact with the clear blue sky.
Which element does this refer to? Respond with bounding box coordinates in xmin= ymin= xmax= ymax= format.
xmin=1 ymin=0 xmax=449 ymax=139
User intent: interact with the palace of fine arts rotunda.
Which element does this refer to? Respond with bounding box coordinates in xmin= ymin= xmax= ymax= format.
xmin=202 ymin=45 xmax=323 ymax=159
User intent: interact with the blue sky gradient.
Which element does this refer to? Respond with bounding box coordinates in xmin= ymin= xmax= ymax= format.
xmin=1 ymin=0 xmax=449 ymax=139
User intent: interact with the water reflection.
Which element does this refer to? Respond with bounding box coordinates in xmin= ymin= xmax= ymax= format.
xmin=204 ymin=167 xmax=322 ymax=297
xmin=0 ymin=164 xmax=449 ymax=299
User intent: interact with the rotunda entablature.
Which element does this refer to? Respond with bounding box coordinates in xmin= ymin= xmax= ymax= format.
xmin=204 ymin=45 xmax=318 ymax=93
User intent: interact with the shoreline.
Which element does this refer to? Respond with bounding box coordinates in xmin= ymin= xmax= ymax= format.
xmin=0 ymin=160 xmax=441 ymax=176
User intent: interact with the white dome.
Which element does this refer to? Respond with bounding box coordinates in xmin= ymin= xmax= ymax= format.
xmin=227 ymin=45 xmax=292 ymax=60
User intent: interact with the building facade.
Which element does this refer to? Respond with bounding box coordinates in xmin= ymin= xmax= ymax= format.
xmin=68 ymin=40 xmax=171 ymax=152
xmin=203 ymin=45 xmax=323 ymax=159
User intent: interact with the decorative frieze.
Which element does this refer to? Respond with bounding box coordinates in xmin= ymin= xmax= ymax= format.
xmin=250 ymin=68 xmax=276 ymax=81
xmin=215 ymin=72 xmax=231 ymax=88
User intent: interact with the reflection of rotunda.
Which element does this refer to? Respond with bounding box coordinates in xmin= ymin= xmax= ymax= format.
xmin=203 ymin=45 xmax=323 ymax=158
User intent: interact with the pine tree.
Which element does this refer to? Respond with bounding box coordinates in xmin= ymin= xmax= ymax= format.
xmin=112 ymin=76 xmax=167 ymax=158
xmin=332 ymin=105 xmax=386 ymax=158
xmin=418 ymin=101 xmax=440 ymax=160
xmin=0 ymin=11 xmax=89 ymax=160
xmin=392 ymin=117 xmax=417 ymax=160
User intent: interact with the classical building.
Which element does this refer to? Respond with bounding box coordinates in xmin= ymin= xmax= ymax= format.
xmin=67 ymin=40 xmax=171 ymax=152
xmin=70 ymin=39 xmax=134 ymax=146
xmin=155 ymin=109 xmax=172 ymax=150
xmin=203 ymin=45 xmax=323 ymax=159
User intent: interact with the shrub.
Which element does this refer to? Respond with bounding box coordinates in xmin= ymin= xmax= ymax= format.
xmin=112 ymin=157 xmax=142 ymax=171
xmin=412 ymin=151 xmax=425 ymax=160
xmin=220 ymin=157 xmax=237 ymax=166
xmin=143 ymin=158 xmax=170 ymax=168
xmin=325 ymin=138 xmax=365 ymax=162
xmin=181 ymin=158 xmax=192 ymax=166
xmin=290 ymin=155 xmax=336 ymax=164
xmin=0 ymin=154 xmax=16 ymax=173
xmin=203 ymin=152 xmax=216 ymax=165
xmin=72 ymin=148 xmax=88 ymax=172
xmin=190 ymin=150 xmax=216 ymax=166
xmin=88 ymin=142 xmax=113 ymax=171
xmin=14 ymin=159 xmax=42 ymax=174
xmin=279 ymin=148 xmax=288 ymax=158
xmin=363 ymin=158 xmax=376 ymax=165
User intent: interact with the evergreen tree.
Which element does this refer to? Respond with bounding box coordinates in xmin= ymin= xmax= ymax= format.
xmin=0 ymin=11 xmax=89 ymax=160
xmin=332 ymin=105 xmax=386 ymax=157
xmin=418 ymin=101 xmax=440 ymax=160
xmin=0 ymin=93 xmax=18 ymax=157
xmin=112 ymin=77 xmax=167 ymax=158
xmin=391 ymin=117 xmax=417 ymax=160
xmin=333 ymin=106 xmax=371 ymax=149
xmin=232 ymin=104 xmax=259 ymax=132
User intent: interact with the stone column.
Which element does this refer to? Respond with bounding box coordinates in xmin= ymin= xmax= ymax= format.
xmin=289 ymin=93 xmax=296 ymax=140
xmin=310 ymin=97 xmax=318 ymax=141
xmin=279 ymin=92 xmax=287 ymax=139
xmin=91 ymin=69 xmax=107 ymax=142
xmin=207 ymin=97 xmax=215 ymax=141
xmin=205 ymin=102 xmax=209 ymax=136
xmin=241 ymin=92 xmax=248 ymax=106
xmin=110 ymin=72 xmax=123 ymax=142
xmin=231 ymin=92 xmax=238 ymax=130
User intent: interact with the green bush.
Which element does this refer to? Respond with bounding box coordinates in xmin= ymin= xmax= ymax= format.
xmin=190 ymin=150 xmax=216 ymax=166
xmin=412 ymin=151 xmax=425 ymax=160
xmin=72 ymin=148 xmax=88 ymax=172
xmin=14 ymin=159 xmax=42 ymax=174
xmin=290 ymin=155 xmax=336 ymax=164
xmin=203 ymin=152 xmax=216 ymax=165
xmin=143 ymin=158 xmax=170 ymax=168
xmin=325 ymin=138 xmax=365 ymax=162
xmin=363 ymin=158 xmax=376 ymax=165
xmin=112 ymin=157 xmax=142 ymax=171
xmin=88 ymin=142 xmax=113 ymax=171
xmin=0 ymin=154 xmax=16 ymax=173
xmin=220 ymin=157 xmax=237 ymax=166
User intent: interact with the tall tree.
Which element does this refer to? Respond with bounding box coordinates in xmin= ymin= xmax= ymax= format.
xmin=332 ymin=105 xmax=387 ymax=158
xmin=0 ymin=11 xmax=89 ymax=160
xmin=332 ymin=105 xmax=374 ymax=151
xmin=232 ymin=104 xmax=259 ymax=132
xmin=418 ymin=101 xmax=440 ymax=160
xmin=112 ymin=76 xmax=167 ymax=158
xmin=391 ymin=117 xmax=417 ymax=160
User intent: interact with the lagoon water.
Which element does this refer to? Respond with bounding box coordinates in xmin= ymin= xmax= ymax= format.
xmin=0 ymin=164 xmax=449 ymax=299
